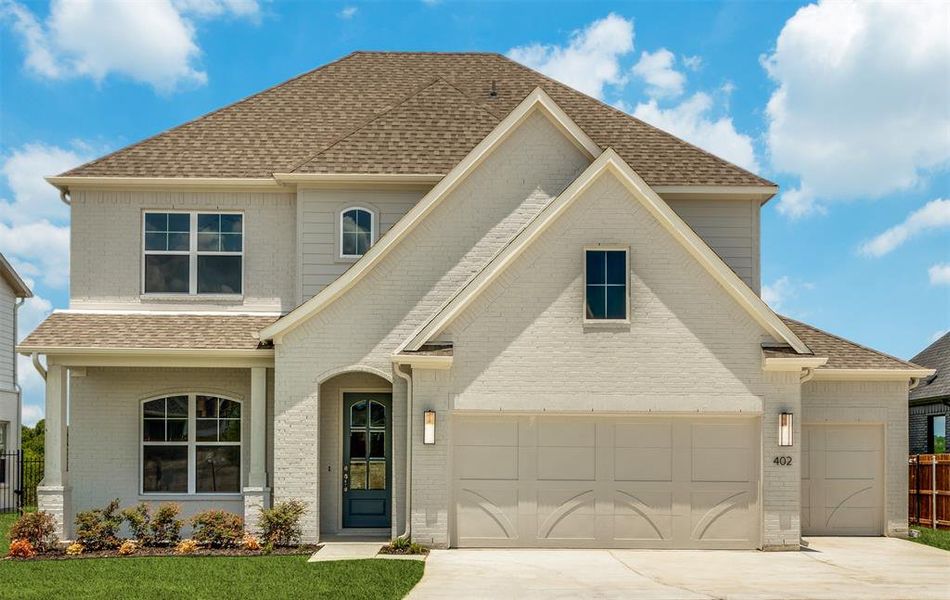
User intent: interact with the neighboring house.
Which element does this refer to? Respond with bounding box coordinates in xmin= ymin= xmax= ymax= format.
xmin=908 ymin=333 xmax=949 ymax=454
xmin=19 ymin=52 xmax=932 ymax=550
xmin=0 ymin=253 xmax=33 ymax=497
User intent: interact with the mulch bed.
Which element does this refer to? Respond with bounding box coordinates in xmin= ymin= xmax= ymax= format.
xmin=7 ymin=544 xmax=320 ymax=561
xmin=377 ymin=546 xmax=429 ymax=556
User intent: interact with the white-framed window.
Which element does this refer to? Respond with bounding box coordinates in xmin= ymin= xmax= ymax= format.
xmin=340 ymin=207 xmax=374 ymax=258
xmin=143 ymin=211 xmax=244 ymax=295
xmin=584 ymin=247 xmax=629 ymax=321
xmin=141 ymin=394 xmax=242 ymax=495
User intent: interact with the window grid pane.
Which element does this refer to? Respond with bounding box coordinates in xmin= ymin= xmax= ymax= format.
xmin=585 ymin=250 xmax=627 ymax=320
xmin=144 ymin=212 xmax=242 ymax=295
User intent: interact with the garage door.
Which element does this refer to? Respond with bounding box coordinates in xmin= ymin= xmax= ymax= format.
xmin=452 ymin=415 xmax=760 ymax=549
xmin=802 ymin=424 xmax=884 ymax=536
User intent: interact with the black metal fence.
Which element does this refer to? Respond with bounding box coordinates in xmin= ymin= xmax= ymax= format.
xmin=0 ymin=451 xmax=43 ymax=513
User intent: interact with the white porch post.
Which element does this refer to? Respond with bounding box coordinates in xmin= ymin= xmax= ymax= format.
xmin=243 ymin=366 xmax=271 ymax=533
xmin=38 ymin=364 xmax=70 ymax=539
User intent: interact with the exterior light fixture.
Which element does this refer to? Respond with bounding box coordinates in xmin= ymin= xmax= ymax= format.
xmin=779 ymin=412 xmax=794 ymax=447
xmin=424 ymin=410 xmax=436 ymax=445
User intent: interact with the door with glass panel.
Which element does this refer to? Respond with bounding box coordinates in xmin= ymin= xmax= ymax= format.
xmin=342 ymin=393 xmax=392 ymax=528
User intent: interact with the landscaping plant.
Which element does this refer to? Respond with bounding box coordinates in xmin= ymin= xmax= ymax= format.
xmin=190 ymin=510 xmax=244 ymax=548
xmin=258 ymin=499 xmax=306 ymax=547
xmin=121 ymin=502 xmax=182 ymax=546
xmin=74 ymin=499 xmax=124 ymax=550
xmin=8 ymin=511 xmax=59 ymax=552
xmin=7 ymin=538 xmax=36 ymax=558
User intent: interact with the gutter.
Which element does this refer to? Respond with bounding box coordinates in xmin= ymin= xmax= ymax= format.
xmin=31 ymin=352 xmax=47 ymax=381
xmin=393 ymin=363 xmax=413 ymax=541
xmin=800 ymin=367 xmax=816 ymax=384
xmin=59 ymin=187 xmax=71 ymax=206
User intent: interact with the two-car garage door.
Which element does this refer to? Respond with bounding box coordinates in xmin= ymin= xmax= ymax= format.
xmin=452 ymin=415 xmax=760 ymax=549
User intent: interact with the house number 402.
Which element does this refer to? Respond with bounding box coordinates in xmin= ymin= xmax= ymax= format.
xmin=773 ymin=456 xmax=793 ymax=466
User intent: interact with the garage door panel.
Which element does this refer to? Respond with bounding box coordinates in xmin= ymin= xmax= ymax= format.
xmin=614 ymin=447 xmax=672 ymax=481
xmin=689 ymin=490 xmax=757 ymax=543
xmin=614 ymin=422 xmax=672 ymax=448
xmin=825 ymin=427 xmax=879 ymax=452
xmin=692 ymin=448 xmax=754 ymax=482
xmin=692 ymin=422 xmax=753 ymax=449
xmin=455 ymin=486 xmax=518 ymax=541
xmin=824 ymin=451 xmax=880 ymax=479
xmin=454 ymin=419 xmax=518 ymax=446
xmin=538 ymin=420 xmax=596 ymax=447
xmin=613 ymin=490 xmax=673 ymax=541
xmin=537 ymin=489 xmax=596 ymax=540
xmin=538 ymin=446 xmax=596 ymax=480
xmin=455 ymin=445 xmax=518 ymax=480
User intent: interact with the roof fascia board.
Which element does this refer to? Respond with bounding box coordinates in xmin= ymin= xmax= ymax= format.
xmin=24 ymin=347 xmax=274 ymax=369
xmin=47 ymin=176 xmax=290 ymax=193
xmin=403 ymin=148 xmax=809 ymax=354
xmin=391 ymin=354 xmax=453 ymax=370
xmin=260 ymin=87 xmax=601 ymax=342
xmin=654 ymin=185 xmax=778 ymax=203
xmin=762 ymin=356 xmax=829 ymax=371
xmin=811 ymin=368 xmax=936 ymax=381
xmin=0 ymin=253 xmax=32 ymax=298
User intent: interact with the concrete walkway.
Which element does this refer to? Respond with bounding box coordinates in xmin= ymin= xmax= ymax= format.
xmin=408 ymin=537 xmax=949 ymax=599
xmin=307 ymin=542 xmax=384 ymax=562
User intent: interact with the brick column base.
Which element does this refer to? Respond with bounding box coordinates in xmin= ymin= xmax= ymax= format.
xmin=37 ymin=485 xmax=71 ymax=541
xmin=243 ymin=487 xmax=272 ymax=536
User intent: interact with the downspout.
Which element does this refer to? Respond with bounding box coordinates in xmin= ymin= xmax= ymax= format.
xmin=13 ymin=297 xmax=23 ymax=450
xmin=394 ymin=362 xmax=412 ymax=541
xmin=59 ymin=187 xmax=71 ymax=206
xmin=31 ymin=352 xmax=47 ymax=381
xmin=800 ymin=367 xmax=815 ymax=384
xmin=908 ymin=377 xmax=922 ymax=391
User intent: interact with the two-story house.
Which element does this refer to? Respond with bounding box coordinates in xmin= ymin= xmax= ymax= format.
xmin=1 ymin=253 xmax=32 ymax=504
xmin=21 ymin=52 xmax=931 ymax=550
xmin=908 ymin=333 xmax=948 ymax=454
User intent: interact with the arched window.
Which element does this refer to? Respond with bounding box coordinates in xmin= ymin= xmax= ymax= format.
xmin=142 ymin=394 xmax=242 ymax=494
xmin=340 ymin=207 xmax=374 ymax=258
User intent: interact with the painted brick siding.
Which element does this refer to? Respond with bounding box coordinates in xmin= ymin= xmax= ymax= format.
xmin=802 ymin=380 xmax=909 ymax=536
xmin=274 ymin=110 xmax=591 ymax=542
xmin=66 ymin=367 xmax=274 ymax=537
xmin=909 ymin=401 xmax=948 ymax=454
xmin=69 ymin=189 xmax=296 ymax=312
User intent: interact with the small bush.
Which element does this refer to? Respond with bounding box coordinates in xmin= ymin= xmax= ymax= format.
xmin=65 ymin=542 xmax=84 ymax=556
xmin=241 ymin=534 xmax=261 ymax=551
xmin=74 ymin=499 xmax=123 ymax=550
xmin=176 ymin=538 xmax=198 ymax=554
xmin=118 ymin=540 xmax=138 ymax=556
xmin=121 ymin=502 xmax=182 ymax=546
xmin=8 ymin=539 xmax=36 ymax=558
xmin=383 ymin=536 xmax=429 ymax=555
xmin=258 ymin=499 xmax=306 ymax=547
xmin=190 ymin=510 xmax=244 ymax=548
xmin=8 ymin=511 xmax=58 ymax=552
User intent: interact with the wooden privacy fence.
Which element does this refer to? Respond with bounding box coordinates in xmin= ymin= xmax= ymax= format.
xmin=909 ymin=454 xmax=949 ymax=529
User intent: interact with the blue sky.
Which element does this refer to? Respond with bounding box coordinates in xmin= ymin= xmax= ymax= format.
xmin=1 ymin=0 xmax=948 ymax=424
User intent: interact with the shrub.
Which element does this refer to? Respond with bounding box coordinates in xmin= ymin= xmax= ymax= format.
xmin=190 ymin=510 xmax=244 ymax=548
xmin=8 ymin=511 xmax=58 ymax=552
xmin=118 ymin=540 xmax=138 ymax=556
xmin=241 ymin=534 xmax=261 ymax=551
xmin=65 ymin=542 xmax=84 ymax=556
xmin=384 ymin=536 xmax=428 ymax=555
xmin=176 ymin=539 xmax=198 ymax=554
xmin=121 ymin=502 xmax=182 ymax=546
xmin=8 ymin=539 xmax=36 ymax=558
xmin=74 ymin=499 xmax=123 ymax=550
xmin=258 ymin=499 xmax=306 ymax=547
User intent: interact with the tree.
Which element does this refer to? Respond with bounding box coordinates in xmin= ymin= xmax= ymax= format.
xmin=21 ymin=419 xmax=44 ymax=464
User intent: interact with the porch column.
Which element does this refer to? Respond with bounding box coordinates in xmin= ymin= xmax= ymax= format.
xmin=243 ymin=366 xmax=271 ymax=534
xmin=37 ymin=364 xmax=70 ymax=539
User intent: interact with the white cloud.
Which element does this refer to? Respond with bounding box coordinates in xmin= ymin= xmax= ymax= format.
xmin=338 ymin=6 xmax=357 ymax=19
xmin=14 ymin=285 xmax=53 ymax=426
xmin=0 ymin=142 xmax=88 ymax=226
xmin=0 ymin=221 xmax=70 ymax=289
xmin=2 ymin=0 xmax=260 ymax=92
xmin=682 ymin=55 xmax=702 ymax=71
xmin=859 ymin=199 xmax=950 ymax=257
xmin=764 ymin=1 xmax=950 ymax=216
xmin=632 ymin=48 xmax=685 ymax=99
xmin=16 ymin=283 xmax=53 ymax=339
xmin=21 ymin=399 xmax=43 ymax=427
xmin=928 ymin=264 xmax=950 ymax=286
xmin=633 ymin=92 xmax=760 ymax=173
xmin=507 ymin=13 xmax=634 ymax=100
xmin=761 ymin=275 xmax=814 ymax=316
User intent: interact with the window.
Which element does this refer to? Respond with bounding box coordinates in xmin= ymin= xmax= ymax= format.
xmin=585 ymin=248 xmax=628 ymax=320
xmin=142 ymin=394 xmax=242 ymax=494
xmin=930 ymin=415 xmax=947 ymax=454
xmin=340 ymin=208 xmax=374 ymax=258
xmin=144 ymin=212 xmax=243 ymax=295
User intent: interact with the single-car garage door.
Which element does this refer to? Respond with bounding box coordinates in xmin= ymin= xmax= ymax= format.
xmin=802 ymin=424 xmax=884 ymax=536
xmin=452 ymin=415 xmax=760 ymax=549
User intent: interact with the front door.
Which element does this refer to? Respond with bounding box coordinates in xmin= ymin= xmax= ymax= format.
xmin=342 ymin=392 xmax=392 ymax=528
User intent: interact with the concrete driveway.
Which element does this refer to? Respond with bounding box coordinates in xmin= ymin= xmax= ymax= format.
xmin=408 ymin=537 xmax=949 ymax=600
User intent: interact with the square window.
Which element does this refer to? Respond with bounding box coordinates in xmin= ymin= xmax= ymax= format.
xmin=196 ymin=446 xmax=241 ymax=493
xmin=143 ymin=446 xmax=188 ymax=493
xmin=144 ymin=255 xmax=189 ymax=293
xmin=197 ymin=255 xmax=242 ymax=294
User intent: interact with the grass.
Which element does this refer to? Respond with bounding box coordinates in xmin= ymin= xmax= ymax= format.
xmin=0 ymin=514 xmax=425 ymax=600
xmin=910 ymin=526 xmax=950 ymax=551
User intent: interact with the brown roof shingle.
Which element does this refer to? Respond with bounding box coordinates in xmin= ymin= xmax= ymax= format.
xmin=18 ymin=313 xmax=277 ymax=351
xmin=779 ymin=316 xmax=923 ymax=371
xmin=61 ymin=52 xmax=772 ymax=187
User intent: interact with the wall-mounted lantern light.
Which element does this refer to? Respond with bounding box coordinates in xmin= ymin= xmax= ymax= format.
xmin=424 ymin=410 xmax=437 ymax=445
xmin=779 ymin=412 xmax=794 ymax=447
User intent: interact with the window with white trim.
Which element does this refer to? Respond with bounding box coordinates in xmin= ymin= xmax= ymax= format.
xmin=340 ymin=207 xmax=374 ymax=258
xmin=142 ymin=394 xmax=242 ymax=494
xmin=584 ymin=248 xmax=629 ymax=320
xmin=143 ymin=212 xmax=243 ymax=295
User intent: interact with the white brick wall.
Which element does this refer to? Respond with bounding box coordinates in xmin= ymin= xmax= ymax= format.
xmin=802 ymin=379 xmax=909 ymax=536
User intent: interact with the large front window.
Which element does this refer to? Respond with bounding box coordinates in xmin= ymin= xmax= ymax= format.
xmin=143 ymin=212 xmax=243 ymax=295
xmin=142 ymin=394 xmax=242 ymax=494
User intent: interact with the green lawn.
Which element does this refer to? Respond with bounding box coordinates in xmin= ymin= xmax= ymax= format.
xmin=0 ymin=513 xmax=424 ymax=600
xmin=910 ymin=526 xmax=950 ymax=551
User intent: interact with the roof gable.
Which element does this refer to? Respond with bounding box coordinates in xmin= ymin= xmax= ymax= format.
xmin=260 ymin=87 xmax=600 ymax=342
xmin=401 ymin=149 xmax=807 ymax=354
xmin=910 ymin=332 xmax=950 ymax=399
xmin=0 ymin=253 xmax=32 ymax=298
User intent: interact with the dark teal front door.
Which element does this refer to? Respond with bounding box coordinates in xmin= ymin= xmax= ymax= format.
xmin=342 ymin=393 xmax=392 ymax=528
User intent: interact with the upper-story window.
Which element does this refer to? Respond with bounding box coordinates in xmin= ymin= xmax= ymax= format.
xmin=340 ymin=207 xmax=374 ymax=258
xmin=584 ymin=248 xmax=629 ymax=321
xmin=143 ymin=212 xmax=243 ymax=295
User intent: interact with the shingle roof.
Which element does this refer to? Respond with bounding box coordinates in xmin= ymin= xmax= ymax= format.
xmin=18 ymin=313 xmax=277 ymax=351
xmin=910 ymin=332 xmax=950 ymax=401
xmin=61 ymin=52 xmax=772 ymax=187
xmin=779 ymin=316 xmax=923 ymax=371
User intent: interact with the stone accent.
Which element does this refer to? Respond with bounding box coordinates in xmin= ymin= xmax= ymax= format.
xmin=242 ymin=487 xmax=272 ymax=536
xmin=37 ymin=485 xmax=70 ymax=540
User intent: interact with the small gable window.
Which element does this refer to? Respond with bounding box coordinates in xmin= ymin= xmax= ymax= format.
xmin=340 ymin=208 xmax=374 ymax=258
xmin=585 ymin=248 xmax=628 ymax=321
